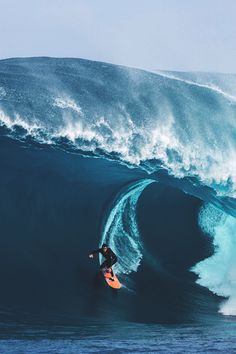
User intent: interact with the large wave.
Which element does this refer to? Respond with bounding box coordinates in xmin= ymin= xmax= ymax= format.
xmin=1 ymin=57 xmax=236 ymax=318
xmin=1 ymin=57 xmax=236 ymax=196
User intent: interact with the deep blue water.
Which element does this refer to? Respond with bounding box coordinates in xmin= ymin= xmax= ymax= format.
xmin=1 ymin=57 xmax=236 ymax=352
xmin=1 ymin=319 xmax=236 ymax=353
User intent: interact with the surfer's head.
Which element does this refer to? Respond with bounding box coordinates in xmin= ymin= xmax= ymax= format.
xmin=102 ymin=243 xmax=108 ymax=251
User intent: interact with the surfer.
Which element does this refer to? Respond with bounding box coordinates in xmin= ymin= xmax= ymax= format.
xmin=89 ymin=243 xmax=117 ymax=281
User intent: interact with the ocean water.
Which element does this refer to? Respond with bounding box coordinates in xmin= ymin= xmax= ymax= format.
xmin=1 ymin=318 xmax=236 ymax=353
xmin=0 ymin=57 xmax=236 ymax=352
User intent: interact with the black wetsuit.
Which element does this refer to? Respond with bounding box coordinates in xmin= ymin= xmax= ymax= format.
xmin=91 ymin=247 xmax=117 ymax=276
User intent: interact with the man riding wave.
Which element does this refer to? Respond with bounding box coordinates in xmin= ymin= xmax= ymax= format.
xmin=89 ymin=243 xmax=117 ymax=281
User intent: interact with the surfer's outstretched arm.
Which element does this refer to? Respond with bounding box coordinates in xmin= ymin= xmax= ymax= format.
xmin=89 ymin=249 xmax=101 ymax=258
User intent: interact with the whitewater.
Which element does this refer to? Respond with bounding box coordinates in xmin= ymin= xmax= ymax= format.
xmin=1 ymin=56 xmax=236 ymax=323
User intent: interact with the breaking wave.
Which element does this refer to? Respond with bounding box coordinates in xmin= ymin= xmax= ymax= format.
xmin=1 ymin=57 xmax=236 ymax=319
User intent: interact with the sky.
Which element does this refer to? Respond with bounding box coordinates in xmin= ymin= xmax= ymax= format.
xmin=0 ymin=0 xmax=236 ymax=72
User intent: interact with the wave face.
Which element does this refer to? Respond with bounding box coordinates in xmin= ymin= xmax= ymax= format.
xmin=0 ymin=57 xmax=236 ymax=321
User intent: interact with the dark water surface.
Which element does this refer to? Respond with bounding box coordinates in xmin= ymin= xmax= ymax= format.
xmin=0 ymin=317 xmax=236 ymax=353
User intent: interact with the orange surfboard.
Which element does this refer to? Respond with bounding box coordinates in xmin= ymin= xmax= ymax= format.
xmin=103 ymin=270 xmax=121 ymax=289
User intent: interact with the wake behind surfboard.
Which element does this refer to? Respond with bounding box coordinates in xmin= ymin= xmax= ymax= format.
xmin=103 ymin=269 xmax=121 ymax=289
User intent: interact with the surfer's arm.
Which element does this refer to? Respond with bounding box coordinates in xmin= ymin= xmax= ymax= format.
xmin=89 ymin=249 xmax=101 ymax=258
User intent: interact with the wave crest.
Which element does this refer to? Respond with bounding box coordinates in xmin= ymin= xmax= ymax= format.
xmin=1 ymin=57 xmax=236 ymax=197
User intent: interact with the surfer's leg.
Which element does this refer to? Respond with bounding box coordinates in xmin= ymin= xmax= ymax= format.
xmin=108 ymin=266 xmax=114 ymax=280
xmin=109 ymin=265 xmax=114 ymax=277
xmin=110 ymin=259 xmax=117 ymax=277
xmin=100 ymin=260 xmax=109 ymax=273
xmin=100 ymin=261 xmax=114 ymax=281
xmin=107 ymin=260 xmax=115 ymax=277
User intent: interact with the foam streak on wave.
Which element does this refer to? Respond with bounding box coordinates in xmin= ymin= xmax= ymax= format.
xmin=155 ymin=71 xmax=236 ymax=102
xmin=100 ymin=179 xmax=155 ymax=274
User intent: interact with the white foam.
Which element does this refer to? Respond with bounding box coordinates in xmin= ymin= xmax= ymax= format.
xmin=0 ymin=110 xmax=40 ymax=133
xmin=51 ymin=90 xmax=236 ymax=197
xmin=193 ymin=203 xmax=236 ymax=316
xmin=53 ymin=97 xmax=83 ymax=115
xmin=50 ymin=107 xmax=236 ymax=197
